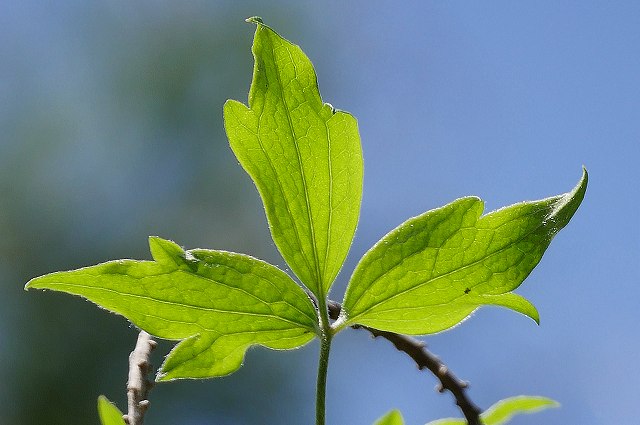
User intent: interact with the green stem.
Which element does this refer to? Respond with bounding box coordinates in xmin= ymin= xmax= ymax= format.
xmin=316 ymin=297 xmax=333 ymax=425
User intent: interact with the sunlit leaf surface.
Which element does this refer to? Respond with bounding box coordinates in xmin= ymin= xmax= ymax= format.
xmin=224 ymin=18 xmax=363 ymax=298
xmin=27 ymin=237 xmax=317 ymax=380
xmin=341 ymin=169 xmax=587 ymax=334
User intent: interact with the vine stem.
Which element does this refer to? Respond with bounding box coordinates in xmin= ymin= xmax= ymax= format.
xmin=315 ymin=296 xmax=333 ymax=425
xmin=327 ymin=300 xmax=482 ymax=425
xmin=123 ymin=330 xmax=156 ymax=425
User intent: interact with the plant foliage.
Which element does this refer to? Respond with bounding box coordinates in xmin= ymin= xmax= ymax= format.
xmin=26 ymin=17 xmax=586 ymax=424
xmin=339 ymin=172 xmax=586 ymax=334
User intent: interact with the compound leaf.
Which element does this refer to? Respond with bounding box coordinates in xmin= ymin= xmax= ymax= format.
xmin=224 ymin=18 xmax=363 ymax=299
xmin=374 ymin=409 xmax=405 ymax=425
xmin=97 ymin=396 xmax=126 ymax=425
xmin=26 ymin=237 xmax=317 ymax=380
xmin=341 ymin=169 xmax=587 ymax=334
xmin=425 ymin=395 xmax=559 ymax=425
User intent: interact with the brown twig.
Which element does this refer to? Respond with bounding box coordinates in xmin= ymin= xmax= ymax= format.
xmin=328 ymin=300 xmax=482 ymax=425
xmin=123 ymin=330 xmax=157 ymax=425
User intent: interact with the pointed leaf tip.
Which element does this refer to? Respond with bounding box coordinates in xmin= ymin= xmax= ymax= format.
xmin=246 ymin=16 xmax=264 ymax=25
xmin=148 ymin=236 xmax=184 ymax=266
xmin=97 ymin=396 xmax=126 ymax=425
xmin=374 ymin=409 xmax=405 ymax=425
xmin=556 ymin=166 xmax=588 ymax=214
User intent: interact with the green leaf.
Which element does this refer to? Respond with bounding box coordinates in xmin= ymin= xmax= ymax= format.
xmin=224 ymin=18 xmax=363 ymax=299
xmin=425 ymin=395 xmax=559 ymax=425
xmin=97 ymin=396 xmax=126 ymax=425
xmin=374 ymin=409 xmax=405 ymax=425
xmin=26 ymin=237 xmax=317 ymax=380
xmin=341 ymin=169 xmax=587 ymax=334
xmin=481 ymin=396 xmax=559 ymax=424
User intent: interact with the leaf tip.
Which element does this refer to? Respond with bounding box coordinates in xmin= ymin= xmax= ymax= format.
xmin=24 ymin=274 xmax=47 ymax=291
xmin=374 ymin=409 xmax=405 ymax=425
xmin=566 ymin=166 xmax=588 ymax=204
xmin=522 ymin=297 xmax=540 ymax=325
xmin=578 ymin=166 xmax=588 ymax=195
xmin=24 ymin=279 xmax=34 ymax=291
xmin=532 ymin=312 xmax=541 ymax=325
xmin=245 ymin=16 xmax=264 ymax=25
xmin=148 ymin=236 xmax=185 ymax=266
xmin=97 ymin=395 xmax=126 ymax=425
xmin=546 ymin=166 xmax=588 ymax=230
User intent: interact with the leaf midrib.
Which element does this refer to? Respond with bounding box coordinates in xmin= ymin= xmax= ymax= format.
xmin=346 ymin=200 xmax=558 ymax=322
xmin=38 ymin=280 xmax=316 ymax=330
xmin=265 ymin=31 xmax=325 ymax=293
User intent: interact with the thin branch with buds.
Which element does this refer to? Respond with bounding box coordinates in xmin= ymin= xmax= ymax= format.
xmin=120 ymin=303 xmax=481 ymax=424
xmin=328 ymin=301 xmax=482 ymax=425
xmin=123 ymin=330 xmax=157 ymax=425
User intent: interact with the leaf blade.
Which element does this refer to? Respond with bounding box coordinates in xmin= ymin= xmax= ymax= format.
xmin=341 ymin=169 xmax=587 ymax=334
xmin=224 ymin=19 xmax=363 ymax=298
xmin=26 ymin=237 xmax=318 ymax=380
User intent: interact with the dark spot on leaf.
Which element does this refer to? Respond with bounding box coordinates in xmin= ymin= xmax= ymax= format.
xmin=464 ymin=288 xmax=471 ymax=294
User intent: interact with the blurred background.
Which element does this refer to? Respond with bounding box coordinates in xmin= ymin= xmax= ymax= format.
xmin=1 ymin=1 xmax=638 ymax=424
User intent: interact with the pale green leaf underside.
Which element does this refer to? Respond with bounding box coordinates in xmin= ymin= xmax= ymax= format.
xmin=97 ymin=396 xmax=126 ymax=425
xmin=425 ymin=395 xmax=559 ymax=425
xmin=26 ymin=237 xmax=317 ymax=380
xmin=224 ymin=18 xmax=363 ymax=299
xmin=374 ymin=409 xmax=405 ymax=425
xmin=342 ymin=169 xmax=587 ymax=334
